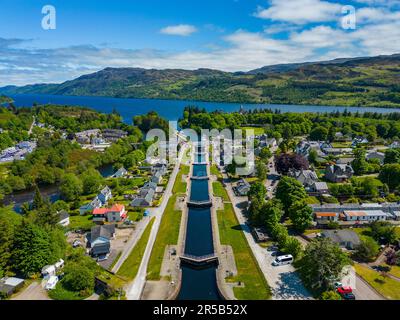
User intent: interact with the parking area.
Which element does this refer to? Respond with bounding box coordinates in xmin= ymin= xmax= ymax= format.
xmin=223 ymin=174 xmax=313 ymax=300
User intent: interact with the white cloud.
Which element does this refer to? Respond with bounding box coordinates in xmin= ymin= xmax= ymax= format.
xmin=160 ymin=24 xmax=197 ymax=36
xmin=254 ymin=0 xmax=342 ymax=24
xmin=356 ymin=7 xmax=400 ymax=23
xmin=1 ymin=0 xmax=400 ymax=87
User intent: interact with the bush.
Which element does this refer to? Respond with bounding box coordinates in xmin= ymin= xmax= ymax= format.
xmin=62 ymin=264 xmax=95 ymax=292
xmin=327 ymin=221 xmax=340 ymax=230
xmin=320 ymin=290 xmax=342 ymax=300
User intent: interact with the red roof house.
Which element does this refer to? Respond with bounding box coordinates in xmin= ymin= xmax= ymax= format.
xmin=93 ymin=204 xmax=127 ymax=223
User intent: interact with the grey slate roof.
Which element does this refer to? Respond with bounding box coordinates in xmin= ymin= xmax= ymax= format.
xmin=322 ymin=230 xmax=361 ymax=246
xmin=90 ymin=224 xmax=115 ymax=243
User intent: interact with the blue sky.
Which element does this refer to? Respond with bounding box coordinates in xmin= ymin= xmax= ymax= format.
xmin=0 ymin=0 xmax=399 ymax=86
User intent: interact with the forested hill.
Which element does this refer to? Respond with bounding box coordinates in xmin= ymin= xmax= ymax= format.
xmin=0 ymin=95 xmax=13 ymax=104
xmin=1 ymin=54 xmax=400 ymax=108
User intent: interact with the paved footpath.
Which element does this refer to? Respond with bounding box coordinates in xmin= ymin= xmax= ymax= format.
xmin=126 ymin=143 xmax=188 ymax=300
xmin=223 ymin=173 xmax=313 ymax=300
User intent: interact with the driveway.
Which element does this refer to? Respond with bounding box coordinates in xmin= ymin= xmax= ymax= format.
xmin=11 ymin=281 xmax=50 ymax=300
xmin=353 ymin=276 xmax=384 ymax=300
xmin=223 ymin=173 xmax=313 ymax=300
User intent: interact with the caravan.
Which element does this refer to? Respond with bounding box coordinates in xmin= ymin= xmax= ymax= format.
xmin=272 ymin=254 xmax=293 ymax=266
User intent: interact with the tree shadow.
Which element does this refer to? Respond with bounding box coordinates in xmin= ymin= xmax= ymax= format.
xmin=273 ymin=271 xmax=312 ymax=300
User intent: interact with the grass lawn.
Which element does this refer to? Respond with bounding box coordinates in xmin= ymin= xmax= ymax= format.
xmin=147 ymin=194 xmax=182 ymax=280
xmin=108 ymin=251 xmax=122 ymax=271
xmin=241 ymin=126 xmax=265 ymax=135
xmin=68 ymin=214 xmax=95 ymax=231
xmin=146 ymin=165 xmax=187 ymax=280
xmin=128 ymin=210 xmax=143 ymax=221
xmin=172 ymin=165 xmax=189 ymax=194
xmin=354 ymin=263 xmax=400 ymax=300
xmin=212 ymin=181 xmax=230 ymax=202
xmin=210 ymin=165 xmax=222 ymax=179
xmin=388 ymin=265 xmax=400 ymax=279
xmin=217 ymin=202 xmax=271 ymax=300
xmin=117 ymin=218 xmax=155 ymax=280
xmin=331 ymin=142 xmax=352 ymax=148
xmin=245 ymin=177 xmax=259 ymax=183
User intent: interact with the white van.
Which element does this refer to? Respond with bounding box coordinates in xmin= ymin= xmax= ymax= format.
xmin=45 ymin=276 xmax=58 ymax=290
xmin=272 ymin=254 xmax=293 ymax=266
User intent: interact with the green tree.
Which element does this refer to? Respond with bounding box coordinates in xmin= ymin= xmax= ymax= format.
xmin=353 ymin=237 xmax=379 ymax=262
xmin=271 ymin=224 xmax=289 ymax=248
xmin=32 ymin=185 xmax=44 ymax=210
xmin=352 ymin=148 xmax=369 ymax=175
xmin=288 ymin=200 xmax=313 ymax=232
xmin=255 ymin=161 xmax=267 ymax=181
xmin=259 ymin=147 xmax=272 ymax=161
xmin=34 ymin=201 xmax=60 ymax=226
xmin=12 ymin=220 xmax=55 ymax=276
xmin=298 ymin=238 xmax=350 ymax=295
xmin=60 ymin=173 xmax=83 ymax=201
xmin=276 ymin=176 xmax=307 ymax=213
xmin=80 ymin=168 xmax=103 ymax=195
xmin=7 ymin=175 xmax=26 ymax=191
xmin=379 ymin=163 xmax=400 ymax=191
xmin=370 ymin=221 xmax=398 ymax=244
xmin=384 ymin=149 xmax=400 ymax=164
xmin=309 ymin=126 xmax=328 ymax=141
xmin=262 ymin=200 xmax=283 ymax=232
xmin=248 ymin=181 xmax=266 ymax=203
xmin=308 ymin=149 xmax=318 ymax=165
xmin=63 ymin=263 xmax=95 ymax=293
xmin=0 ymin=208 xmax=20 ymax=277
xmin=282 ymin=236 xmax=302 ymax=259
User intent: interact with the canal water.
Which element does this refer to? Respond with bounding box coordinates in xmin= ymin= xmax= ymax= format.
xmin=177 ymin=145 xmax=221 ymax=300
xmin=3 ymin=185 xmax=61 ymax=213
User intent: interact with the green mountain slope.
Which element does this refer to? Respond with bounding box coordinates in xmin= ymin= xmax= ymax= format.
xmin=1 ymin=54 xmax=400 ymax=108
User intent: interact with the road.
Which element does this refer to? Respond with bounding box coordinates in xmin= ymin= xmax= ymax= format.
xmin=264 ymin=145 xmax=279 ymax=199
xmin=223 ymin=173 xmax=313 ymax=300
xmin=126 ymin=143 xmax=188 ymax=300
xmin=28 ymin=116 xmax=35 ymax=135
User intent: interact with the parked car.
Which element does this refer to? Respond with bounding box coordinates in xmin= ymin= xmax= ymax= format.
xmin=337 ymin=286 xmax=353 ymax=295
xmin=272 ymin=254 xmax=293 ymax=266
xmin=271 ymin=250 xmax=285 ymax=257
xmin=97 ymin=254 xmax=109 ymax=262
xmin=267 ymin=245 xmax=278 ymax=252
xmin=333 ymin=282 xmax=342 ymax=289
xmin=341 ymin=292 xmax=356 ymax=300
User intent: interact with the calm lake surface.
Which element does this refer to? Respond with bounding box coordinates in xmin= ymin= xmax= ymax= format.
xmin=10 ymin=94 xmax=400 ymax=124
